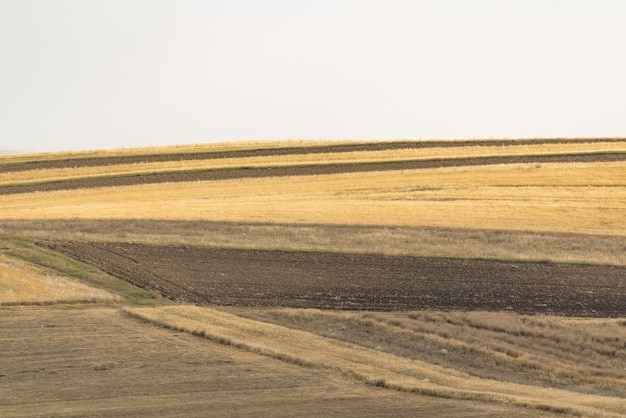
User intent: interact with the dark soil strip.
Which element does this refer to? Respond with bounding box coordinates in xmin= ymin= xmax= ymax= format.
xmin=2 ymin=152 xmax=625 ymax=195
xmin=1 ymin=138 xmax=623 ymax=172
xmin=39 ymin=241 xmax=626 ymax=317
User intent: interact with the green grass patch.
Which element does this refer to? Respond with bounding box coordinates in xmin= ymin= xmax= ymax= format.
xmin=0 ymin=236 xmax=156 ymax=306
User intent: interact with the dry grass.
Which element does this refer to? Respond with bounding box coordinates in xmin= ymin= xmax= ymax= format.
xmin=126 ymin=305 xmax=626 ymax=417
xmin=0 ymin=251 xmax=118 ymax=305
xmin=233 ymin=308 xmax=626 ymax=397
xmin=1 ymin=162 xmax=624 ymax=236
xmin=1 ymin=219 xmax=625 ymax=266
xmin=2 ymin=140 xmax=624 ymax=186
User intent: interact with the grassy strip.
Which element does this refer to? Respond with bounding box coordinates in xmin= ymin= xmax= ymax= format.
xmin=0 ymin=236 xmax=154 ymax=305
xmin=0 ymin=243 xmax=118 ymax=306
xmin=126 ymin=305 xmax=626 ymax=417
xmin=2 ymin=220 xmax=624 ymax=266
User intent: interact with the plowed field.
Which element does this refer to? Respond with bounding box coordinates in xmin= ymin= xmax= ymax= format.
xmin=40 ymin=241 xmax=626 ymax=317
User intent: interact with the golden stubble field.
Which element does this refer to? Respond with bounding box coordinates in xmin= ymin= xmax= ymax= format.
xmin=1 ymin=138 xmax=626 ymax=417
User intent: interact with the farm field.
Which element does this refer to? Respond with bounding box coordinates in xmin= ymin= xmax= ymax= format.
xmin=1 ymin=138 xmax=626 ymax=417
xmin=39 ymin=241 xmax=626 ymax=316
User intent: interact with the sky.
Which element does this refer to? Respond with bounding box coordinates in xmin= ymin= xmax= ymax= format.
xmin=1 ymin=1 xmax=625 ymax=153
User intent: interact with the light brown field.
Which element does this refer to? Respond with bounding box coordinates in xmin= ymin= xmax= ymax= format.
xmin=5 ymin=305 xmax=531 ymax=418
xmin=127 ymin=305 xmax=626 ymax=417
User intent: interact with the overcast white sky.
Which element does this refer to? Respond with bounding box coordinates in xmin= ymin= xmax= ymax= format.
xmin=1 ymin=1 xmax=625 ymax=153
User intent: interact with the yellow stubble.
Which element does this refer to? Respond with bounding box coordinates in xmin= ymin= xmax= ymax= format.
xmin=0 ymin=162 xmax=624 ymax=236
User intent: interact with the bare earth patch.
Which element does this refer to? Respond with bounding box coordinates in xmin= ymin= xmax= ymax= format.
xmin=39 ymin=242 xmax=626 ymax=317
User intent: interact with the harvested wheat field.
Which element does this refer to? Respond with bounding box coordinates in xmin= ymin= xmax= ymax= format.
xmin=1 ymin=138 xmax=626 ymax=417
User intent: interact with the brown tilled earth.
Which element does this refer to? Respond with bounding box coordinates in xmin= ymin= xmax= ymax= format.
xmin=40 ymin=242 xmax=626 ymax=317
xmin=3 ymin=306 xmax=556 ymax=417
